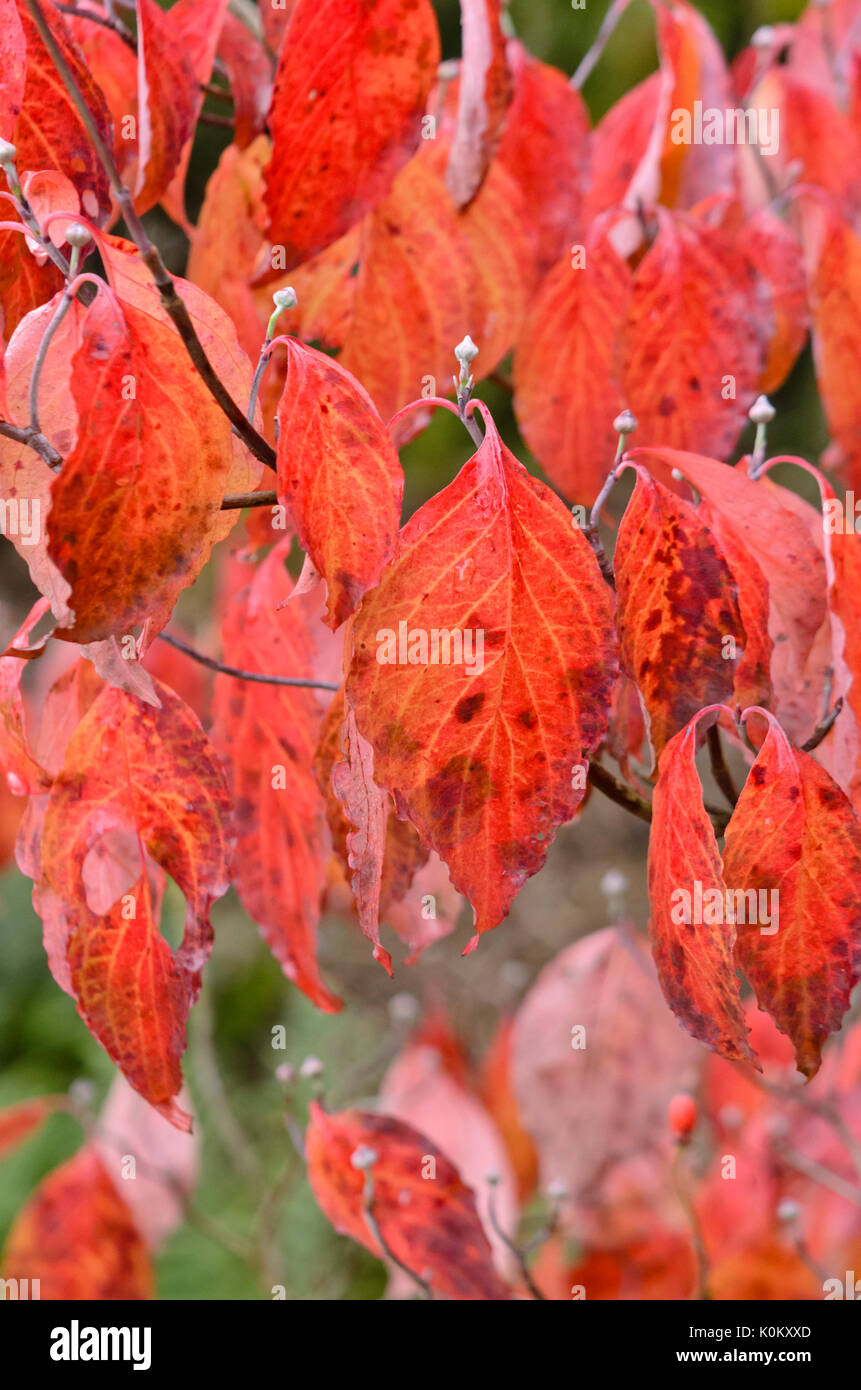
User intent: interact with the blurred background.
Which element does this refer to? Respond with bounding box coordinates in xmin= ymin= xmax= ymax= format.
xmin=0 ymin=0 xmax=818 ymax=1299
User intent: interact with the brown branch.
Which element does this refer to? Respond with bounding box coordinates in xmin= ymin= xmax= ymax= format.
xmin=53 ymin=2 xmax=136 ymax=48
xmin=220 ymin=489 xmax=279 ymax=511
xmin=707 ymin=723 xmax=739 ymax=809
xmin=0 ymin=418 xmax=63 ymax=469
xmin=23 ymin=0 xmax=277 ymax=475
xmin=801 ymin=696 xmax=843 ymax=753
xmin=158 ymin=631 xmax=339 ymax=691
xmin=198 ymin=112 xmax=235 ymax=130
xmin=588 ymin=761 xmax=652 ymax=823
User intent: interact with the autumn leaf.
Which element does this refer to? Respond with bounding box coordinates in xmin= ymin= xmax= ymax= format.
xmin=513 ymin=216 xmax=630 ymax=504
xmin=512 ymin=925 xmax=702 ymax=1243
xmin=305 ymin=1101 xmax=512 ymax=1299
xmin=1 ymin=1147 xmax=152 ymax=1299
xmin=722 ymin=709 xmax=861 ymax=1080
xmin=445 ymin=0 xmax=511 ymax=209
xmin=380 ymin=1026 xmax=519 ymax=1282
xmin=274 ymin=339 xmax=403 ymax=629
xmin=647 ymin=707 xmax=757 ymax=1066
xmin=133 ymin=0 xmax=199 ymax=215
xmin=620 ymin=209 xmax=768 ymax=458
xmin=2 ymin=0 xmax=113 ymax=222
xmin=0 ymin=1096 xmax=55 ymax=1158
xmin=614 ymin=465 xmax=744 ymax=760
xmin=212 ymin=545 xmax=341 ymax=1013
xmin=0 ymin=598 xmax=52 ymax=794
xmin=330 ymin=703 xmax=393 ymax=973
xmin=496 ymin=40 xmax=590 ymax=280
xmin=800 ymin=200 xmax=861 ymax=491
xmin=217 ymin=12 xmax=273 ymax=149
xmin=347 ymin=404 xmax=617 ymax=942
xmin=46 ymin=282 xmax=235 ymax=644
xmin=32 ymin=677 xmax=233 ymax=1128
xmin=264 ymin=0 xmax=440 ymax=268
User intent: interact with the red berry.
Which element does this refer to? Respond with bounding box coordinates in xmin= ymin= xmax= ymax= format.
xmin=668 ymin=1093 xmax=698 ymax=1138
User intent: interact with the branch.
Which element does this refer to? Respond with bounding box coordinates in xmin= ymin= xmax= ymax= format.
xmin=22 ymin=0 xmax=277 ymax=475
xmin=158 ymin=631 xmax=339 ymax=691
xmin=0 ymin=419 xmax=63 ymax=470
xmin=706 ymin=723 xmax=739 ymax=809
xmin=571 ymin=0 xmax=631 ymax=89
xmin=801 ymin=696 xmax=843 ymax=753
xmin=220 ymin=489 xmax=279 ymax=511
xmin=588 ymin=761 xmax=652 ymax=823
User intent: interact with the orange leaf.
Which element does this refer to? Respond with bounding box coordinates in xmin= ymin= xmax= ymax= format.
xmin=800 ymin=201 xmax=861 ymax=491
xmin=212 ymin=546 xmax=341 ymax=1013
xmin=264 ymin=0 xmax=440 ymax=268
xmin=275 ymin=339 xmax=403 ymax=629
xmin=620 ymin=210 xmax=768 ymax=458
xmin=445 ymin=0 xmax=511 ymax=209
xmin=217 ymin=12 xmax=273 ymax=149
xmin=614 ymin=466 xmax=744 ymax=760
xmin=722 ymin=709 xmax=861 ymax=1080
xmin=496 ymin=41 xmax=589 ymax=280
xmin=3 ymin=0 xmax=113 ymax=222
xmin=647 ymin=709 xmax=757 ymax=1066
xmin=347 ymin=405 xmax=617 ymax=941
xmin=0 ymin=1097 xmax=54 ymax=1158
xmin=0 ymin=598 xmax=52 ymax=794
xmin=513 ymin=217 xmax=630 ymax=504
xmin=134 ymin=0 xmax=199 ymax=214
xmin=46 ymin=283 xmax=235 ymax=644
xmin=34 ymin=677 xmax=233 ymax=1128
xmin=305 ymin=1101 xmax=511 ymax=1299
xmin=1 ymin=1147 xmax=152 ymax=1299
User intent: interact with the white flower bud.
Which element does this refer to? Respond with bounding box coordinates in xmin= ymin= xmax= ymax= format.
xmin=65 ymin=222 xmax=90 ymax=249
xmin=749 ymin=394 xmax=775 ymax=426
xmin=454 ymin=334 xmax=479 ymax=365
xmin=613 ymin=409 xmax=638 ymax=435
xmin=350 ymin=1144 xmax=378 ymax=1170
xmin=273 ymin=287 xmax=297 ymax=310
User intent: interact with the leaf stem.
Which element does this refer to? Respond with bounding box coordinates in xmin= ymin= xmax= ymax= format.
xmin=571 ymin=0 xmax=631 ymax=90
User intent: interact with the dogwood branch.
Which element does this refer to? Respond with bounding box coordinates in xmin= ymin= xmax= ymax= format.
xmin=158 ymin=631 xmax=339 ymax=691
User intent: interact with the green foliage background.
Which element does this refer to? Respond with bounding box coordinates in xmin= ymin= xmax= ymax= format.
xmin=0 ymin=0 xmax=815 ymax=1300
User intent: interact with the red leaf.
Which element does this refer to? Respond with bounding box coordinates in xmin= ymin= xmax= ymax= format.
xmin=46 ymin=283 xmax=235 ymax=644
xmin=614 ymin=466 xmax=743 ymax=760
xmin=0 ymin=1097 xmax=54 ymax=1158
xmin=217 ymin=12 xmax=273 ymax=149
xmin=134 ymin=0 xmax=199 ymax=215
xmin=2 ymin=0 xmax=113 ymax=222
xmin=512 ymin=925 xmax=702 ymax=1244
xmin=445 ymin=0 xmax=511 ymax=209
xmin=347 ymin=405 xmax=617 ymax=941
xmin=212 ymin=545 xmax=342 ymax=1013
xmin=496 ymin=40 xmax=589 ymax=280
xmin=33 ymin=677 xmax=233 ymax=1128
xmin=275 ymin=339 xmax=403 ymax=629
xmin=800 ymin=201 xmax=861 ymax=491
xmin=331 ymin=703 xmax=393 ymax=974
xmin=620 ymin=210 xmax=768 ymax=458
xmin=723 ymin=709 xmax=861 ymax=1080
xmin=647 ymin=709 xmax=757 ymax=1066
xmin=264 ymin=0 xmax=440 ymax=268
xmin=305 ymin=1101 xmax=511 ymax=1299
xmin=0 ymin=598 xmax=52 ymax=794
xmin=513 ymin=217 xmax=630 ymax=503
xmin=1 ymin=1147 xmax=152 ymax=1299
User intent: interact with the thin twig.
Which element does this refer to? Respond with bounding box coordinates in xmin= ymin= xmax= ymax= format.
xmin=159 ymin=631 xmax=339 ymax=691
xmin=220 ymin=489 xmax=279 ymax=511
xmin=191 ymin=984 xmax=261 ymax=1187
xmin=29 ymin=290 xmax=75 ymax=433
xmin=671 ymin=1144 xmax=710 ymax=1299
xmin=706 ymin=724 xmax=739 ymax=809
xmin=23 ymin=0 xmax=277 ymax=475
xmin=485 ymin=1179 xmax=545 ymax=1300
xmin=588 ymin=761 xmax=652 ymax=823
xmin=801 ymin=696 xmax=843 ymax=753
xmin=571 ymin=0 xmax=631 ymax=90
xmin=360 ymin=1168 xmax=433 ymax=1300
xmin=53 ymin=1 xmax=136 ymax=47
xmin=0 ymin=419 xmax=63 ymax=469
